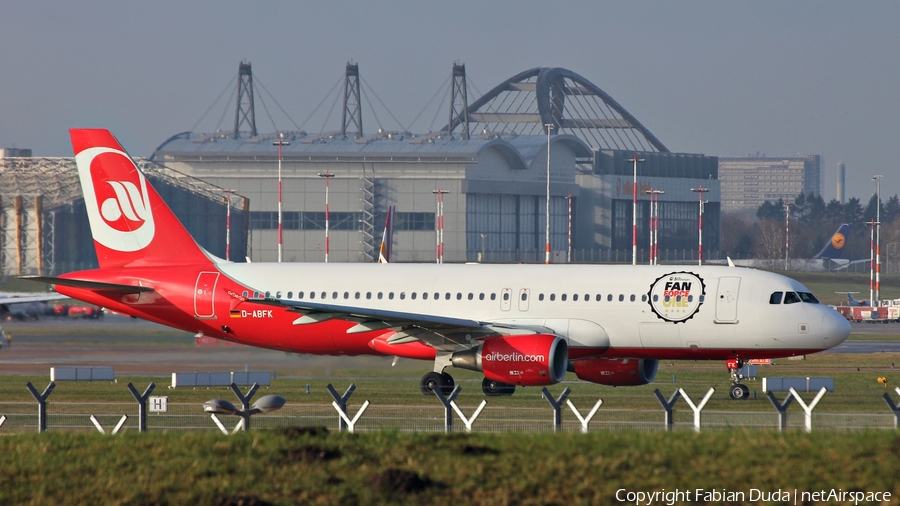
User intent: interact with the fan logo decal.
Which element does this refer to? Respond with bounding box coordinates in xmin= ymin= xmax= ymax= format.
xmin=75 ymin=147 xmax=155 ymax=251
xmin=648 ymin=272 xmax=705 ymax=323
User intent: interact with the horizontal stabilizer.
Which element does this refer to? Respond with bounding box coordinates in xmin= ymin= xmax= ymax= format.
xmin=19 ymin=276 xmax=155 ymax=294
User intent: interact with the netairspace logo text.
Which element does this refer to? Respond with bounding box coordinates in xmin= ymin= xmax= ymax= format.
xmin=615 ymin=488 xmax=892 ymax=505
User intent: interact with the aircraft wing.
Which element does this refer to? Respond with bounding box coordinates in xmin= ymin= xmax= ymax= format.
xmin=0 ymin=292 xmax=69 ymax=305
xmin=248 ymin=297 xmax=531 ymax=350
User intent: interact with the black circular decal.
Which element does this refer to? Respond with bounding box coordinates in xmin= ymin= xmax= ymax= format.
xmin=647 ymin=271 xmax=706 ymax=323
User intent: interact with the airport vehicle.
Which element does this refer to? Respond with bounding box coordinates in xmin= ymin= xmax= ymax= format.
xmin=24 ymin=129 xmax=851 ymax=399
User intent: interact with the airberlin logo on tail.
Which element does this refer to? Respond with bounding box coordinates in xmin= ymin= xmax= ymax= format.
xmin=75 ymin=147 xmax=155 ymax=252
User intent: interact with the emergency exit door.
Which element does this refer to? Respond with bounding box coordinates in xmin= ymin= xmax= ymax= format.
xmin=715 ymin=277 xmax=741 ymax=323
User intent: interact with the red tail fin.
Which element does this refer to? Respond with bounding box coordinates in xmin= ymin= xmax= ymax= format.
xmin=70 ymin=129 xmax=213 ymax=268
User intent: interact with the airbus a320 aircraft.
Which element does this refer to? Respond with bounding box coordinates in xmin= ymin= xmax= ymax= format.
xmin=25 ymin=129 xmax=850 ymax=400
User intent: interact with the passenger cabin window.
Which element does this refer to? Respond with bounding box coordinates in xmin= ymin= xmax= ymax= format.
xmin=607 ymin=294 xmax=613 ymax=302
xmin=503 ymin=293 xmax=510 ymax=301
xmin=595 ymin=294 xmax=601 ymax=301
xmin=479 ymin=293 xmax=485 ymax=300
xmin=344 ymin=292 xmax=349 ymax=299
xmin=561 ymin=294 xmax=567 ymax=301
xmin=490 ymin=293 xmax=497 ymax=301
xmin=550 ymin=294 xmax=556 ymax=301
xmin=618 ymin=294 xmax=625 ymax=302
xmin=783 ymin=292 xmax=801 ymax=304
xmin=298 ymin=291 xmax=305 ymax=299
xmin=276 ymin=291 xmax=282 ymax=298
xmin=366 ymin=292 xmax=372 ymax=299
xmin=539 ymin=294 xmax=544 ymax=301
xmin=572 ymin=294 xmax=578 ymax=301
xmin=287 ymin=291 xmax=293 ymax=299
xmin=310 ymin=292 xmax=316 ymax=299
xmin=468 ymin=293 xmax=474 ymax=300
xmin=242 ymin=291 xmax=249 ymax=298
xmin=521 ymin=292 xmax=527 ymax=301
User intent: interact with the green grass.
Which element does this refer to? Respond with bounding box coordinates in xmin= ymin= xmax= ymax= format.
xmin=0 ymin=430 xmax=898 ymax=505
xmin=2 ymin=349 xmax=900 ymax=412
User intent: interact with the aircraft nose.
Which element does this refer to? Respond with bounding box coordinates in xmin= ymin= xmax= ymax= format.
xmin=822 ymin=307 xmax=851 ymax=349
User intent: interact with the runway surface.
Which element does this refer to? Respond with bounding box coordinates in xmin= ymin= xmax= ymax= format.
xmin=0 ymin=315 xmax=897 ymax=375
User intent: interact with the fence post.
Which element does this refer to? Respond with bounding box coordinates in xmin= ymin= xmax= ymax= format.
xmin=432 ymin=385 xmax=461 ymax=433
xmin=884 ymin=387 xmax=900 ymax=429
xmin=127 ymin=382 xmax=155 ymax=433
xmin=678 ymin=388 xmax=715 ymax=432
xmin=789 ymin=387 xmax=827 ymax=433
xmin=653 ymin=388 xmax=681 ymax=431
xmin=229 ymin=382 xmax=259 ymax=432
xmin=26 ymin=381 xmax=55 ymax=434
xmin=326 ymin=383 xmax=355 ymax=431
xmin=766 ymin=391 xmax=794 ymax=431
xmin=566 ymin=398 xmax=603 ymax=433
xmin=541 ymin=387 xmax=571 ymax=432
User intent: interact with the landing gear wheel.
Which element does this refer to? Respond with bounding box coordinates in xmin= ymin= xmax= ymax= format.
xmin=729 ymin=384 xmax=750 ymax=400
xmin=440 ymin=372 xmax=455 ymax=394
xmin=420 ymin=372 xmax=445 ymax=395
xmin=482 ymin=377 xmax=515 ymax=396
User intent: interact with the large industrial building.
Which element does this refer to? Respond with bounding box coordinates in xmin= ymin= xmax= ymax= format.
xmin=0 ymin=156 xmax=247 ymax=276
xmin=718 ymin=155 xmax=822 ymax=212
xmin=152 ymin=63 xmax=720 ymax=264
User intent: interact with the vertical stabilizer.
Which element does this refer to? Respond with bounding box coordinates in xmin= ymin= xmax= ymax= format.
xmin=813 ymin=224 xmax=851 ymax=260
xmin=377 ymin=205 xmax=394 ymax=263
xmin=70 ymin=129 xmax=213 ymax=268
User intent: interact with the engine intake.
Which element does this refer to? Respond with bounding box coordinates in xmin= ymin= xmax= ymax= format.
xmin=450 ymin=334 xmax=568 ymax=386
xmin=569 ymin=357 xmax=658 ymax=386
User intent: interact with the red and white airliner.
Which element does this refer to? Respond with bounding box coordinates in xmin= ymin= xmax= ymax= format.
xmin=26 ymin=129 xmax=850 ymax=399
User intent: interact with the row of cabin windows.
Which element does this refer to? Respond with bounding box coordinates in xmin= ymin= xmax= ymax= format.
xmin=243 ymin=290 xmax=696 ymax=304
xmin=769 ymin=291 xmax=820 ymax=305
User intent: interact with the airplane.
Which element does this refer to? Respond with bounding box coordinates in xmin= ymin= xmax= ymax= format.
xmin=0 ymin=292 xmax=69 ymax=321
xmin=22 ymin=129 xmax=851 ymax=400
xmin=837 ymin=292 xmax=869 ymax=307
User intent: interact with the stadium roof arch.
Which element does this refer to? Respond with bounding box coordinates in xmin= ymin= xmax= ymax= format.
xmin=446 ymin=67 xmax=669 ymax=153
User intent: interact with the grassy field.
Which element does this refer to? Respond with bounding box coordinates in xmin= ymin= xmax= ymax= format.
xmin=1 ymin=430 xmax=898 ymax=505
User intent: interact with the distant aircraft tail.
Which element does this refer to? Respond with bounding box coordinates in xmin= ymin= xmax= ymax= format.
xmin=377 ymin=205 xmax=394 ymax=263
xmin=70 ymin=129 xmax=213 ymax=269
xmin=813 ymin=223 xmax=851 ymax=259
xmin=847 ymin=293 xmax=868 ymax=307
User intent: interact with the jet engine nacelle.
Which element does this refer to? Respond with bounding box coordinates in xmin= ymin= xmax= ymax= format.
xmin=450 ymin=334 xmax=568 ymax=386
xmin=569 ymin=357 xmax=658 ymax=386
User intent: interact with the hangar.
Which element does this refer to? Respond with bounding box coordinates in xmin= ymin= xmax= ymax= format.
xmin=152 ymin=63 xmax=720 ymax=264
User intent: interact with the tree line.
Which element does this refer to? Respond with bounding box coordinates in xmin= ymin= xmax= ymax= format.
xmin=722 ymin=192 xmax=900 ymax=261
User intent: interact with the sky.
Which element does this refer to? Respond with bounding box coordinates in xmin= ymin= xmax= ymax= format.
xmin=2 ymin=1 xmax=899 ymax=201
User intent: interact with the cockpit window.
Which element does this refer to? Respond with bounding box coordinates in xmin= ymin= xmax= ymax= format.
xmin=783 ymin=292 xmax=801 ymax=304
xmin=769 ymin=292 xmax=783 ymax=304
xmin=798 ymin=292 xmax=819 ymax=304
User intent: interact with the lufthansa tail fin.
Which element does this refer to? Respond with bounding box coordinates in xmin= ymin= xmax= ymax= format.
xmin=377 ymin=205 xmax=395 ymax=263
xmin=70 ymin=129 xmax=213 ymax=268
xmin=813 ymin=223 xmax=851 ymax=260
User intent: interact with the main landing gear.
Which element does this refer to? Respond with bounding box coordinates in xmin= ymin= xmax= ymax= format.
xmin=481 ymin=378 xmax=515 ymax=396
xmin=419 ymin=372 xmax=517 ymax=397
xmin=727 ymin=358 xmax=750 ymax=400
xmin=420 ymin=372 xmax=455 ymax=395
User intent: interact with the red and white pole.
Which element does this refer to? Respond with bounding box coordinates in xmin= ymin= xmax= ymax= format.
xmin=566 ymin=194 xmax=572 ymax=263
xmin=433 ymin=188 xmax=450 ymax=264
xmin=273 ymin=134 xmax=290 ymax=263
xmin=870 ymin=219 xmax=875 ymax=305
xmin=225 ymin=189 xmax=231 ymax=261
xmin=691 ymin=186 xmax=709 ymax=266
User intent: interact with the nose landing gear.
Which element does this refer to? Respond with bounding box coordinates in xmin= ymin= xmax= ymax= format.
xmin=727 ymin=358 xmax=750 ymax=400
